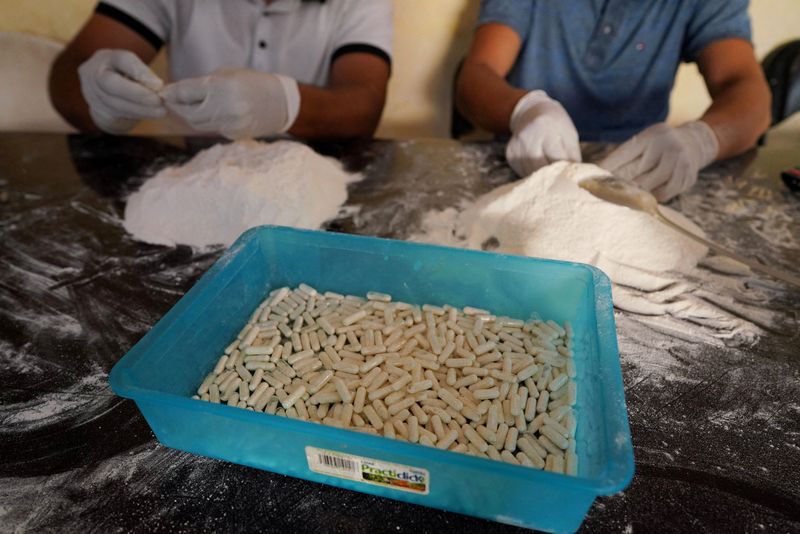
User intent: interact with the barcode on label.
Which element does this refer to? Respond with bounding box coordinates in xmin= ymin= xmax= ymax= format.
xmin=306 ymin=447 xmax=430 ymax=495
xmin=318 ymin=453 xmax=356 ymax=473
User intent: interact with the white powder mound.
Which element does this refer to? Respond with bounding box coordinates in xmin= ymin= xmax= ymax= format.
xmin=124 ymin=140 xmax=359 ymax=248
xmin=463 ymin=161 xmax=707 ymax=275
xmin=412 ymin=162 xmax=772 ymax=344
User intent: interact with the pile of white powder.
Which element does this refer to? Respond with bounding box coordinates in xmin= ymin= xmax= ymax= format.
xmin=124 ymin=140 xmax=359 ymax=248
xmin=411 ymin=162 xmax=778 ymax=344
xmin=416 ymin=161 xmax=707 ymax=283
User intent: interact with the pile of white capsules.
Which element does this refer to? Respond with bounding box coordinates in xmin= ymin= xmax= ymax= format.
xmin=193 ymin=283 xmax=578 ymax=475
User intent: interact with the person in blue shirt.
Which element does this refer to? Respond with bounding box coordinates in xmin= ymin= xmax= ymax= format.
xmin=456 ymin=0 xmax=771 ymax=201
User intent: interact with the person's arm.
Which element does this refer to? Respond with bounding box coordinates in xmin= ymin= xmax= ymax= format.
xmin=162 ymin=52 xmax=390 ymax=142
xmin=49 ymin=13 xmax=161 ymax=132
xmin=697 ymin=38 xmax=771 ymax=159
xmin=289 ymin=51 xmax=390 ymax=139
xmin=455 ymin=23 xmax=527 ymax=134
xmin=598 ymin=38 xmax=772 ymax=202
xmin=456 ymin=22 xmax=581 ymax=176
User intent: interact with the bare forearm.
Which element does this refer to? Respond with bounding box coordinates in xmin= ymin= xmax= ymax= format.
xmin=701 ymin=78 xmax=772 ymax=159
xmin=48 ymin=53 xmax=100 ymax=132
xmin=701 ymin=78 xmax=771 ymax=160
xmin=455 ymin=60 xmax=526 ymax=134
xmin=695 ymin=39 xmax=772 ymax=160
xmin=288 ymin=83 xmax=385 ymax=140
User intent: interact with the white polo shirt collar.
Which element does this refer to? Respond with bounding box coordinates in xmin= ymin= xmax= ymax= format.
xmin=97 ymin=0 xmax=392 ymax=87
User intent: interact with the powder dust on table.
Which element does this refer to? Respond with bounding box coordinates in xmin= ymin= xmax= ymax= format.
xmin=124 ymin=140 xmax=360 ymax=248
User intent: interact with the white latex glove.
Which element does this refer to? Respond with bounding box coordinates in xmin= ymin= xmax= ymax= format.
xmin=161 ymin=69 xmax=301 ymax=140
xmin=78 ymin=49 xmax=166 ymax=134
xmin=505 ymin=90 xmax=582 ymax=177
xmin=598 ymin=121 xmax=719 ymax=202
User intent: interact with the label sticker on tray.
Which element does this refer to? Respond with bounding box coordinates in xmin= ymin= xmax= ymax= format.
xmin=305 ymin=447 xmax=429 ymax=495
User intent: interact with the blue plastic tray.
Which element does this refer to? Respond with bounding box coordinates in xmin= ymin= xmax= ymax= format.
xmin=109 ymin=226 xmax=634 ymax=533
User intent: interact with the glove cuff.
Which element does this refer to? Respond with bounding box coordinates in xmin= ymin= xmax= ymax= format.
xmin=274 ymin=74 xmax=300 ymax=133
xmin=90 ymin=108 xmax=136 ymax=135
xmin=678 ymin=120 xmax=719 ymax=168
xmin=509 ymin=90 xmax=553 ymax=132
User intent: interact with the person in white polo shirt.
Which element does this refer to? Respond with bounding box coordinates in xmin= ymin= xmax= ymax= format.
xmin=49 ymin=0 xmax=393 ymax=140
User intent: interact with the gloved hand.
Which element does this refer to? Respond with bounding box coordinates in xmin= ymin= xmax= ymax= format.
xmin=505 ymin=90 xmax=582 ymax=177
xmin=598 ymin=121 xmax=719 ymax=202
xmin=161 ymin=69 xmax=301 ymax=140
xmin=78 ymin=49 xmax=166 ymax=134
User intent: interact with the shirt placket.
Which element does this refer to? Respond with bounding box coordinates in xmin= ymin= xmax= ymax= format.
xmin=584 ymin=0 xmax=629 ymax=70
xmin=252 ymin=6 xmax=273 ymax=72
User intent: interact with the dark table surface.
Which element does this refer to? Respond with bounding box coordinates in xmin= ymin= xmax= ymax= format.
xmin=1 ymin=133 xmax=798 ymax=533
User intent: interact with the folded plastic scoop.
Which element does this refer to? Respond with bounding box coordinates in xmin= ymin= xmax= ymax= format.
xmin=578 ymin=175 xmax=800 ymax=289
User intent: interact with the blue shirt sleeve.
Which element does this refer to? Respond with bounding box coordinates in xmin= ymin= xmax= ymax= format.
xmin=477 ymin=0 xmax=534 ymax=43
xmin=682 ymin=0 xmax=752 ymax=62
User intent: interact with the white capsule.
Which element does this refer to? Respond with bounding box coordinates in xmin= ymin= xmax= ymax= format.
xmin=536 ymin=390 xmax=549 ymax=413
xmin=408 ymin=379 xmax=433 ymax=394
xmin=474 ymin=341 xmax=496 ymax=355
xmin=541 ymin=425 xmax=570 ymax=449
xmin=546 ymin=454 xmax=565 ymax=474
xmin=436 ymin=429 xmax=459 ymax=450
xmin=517 ymin=436 xmax=547 ymax=461
xmin=538 ymin=434 xmax=563 ymax=457
xmin=504 ymin=427 xmax=518 ymax=452
xmin=565 ymin=451 xmax=578 ymax=476
xmin=333 ymin=360 xmax=360 ymax=375
xmin=384 ymin=390 xmax=405 ymax=406
xmin=368 ymin=384 xmax=394 ymax=401
xmin=342 ymin=310 xmax=367 ymax=326
xmin=407 ymin=416 xmax=420 ymax=443
xmin=209 ymin=383 xmax=220 ymax=403
xmin=281 ymin=385 xmax=306 ymax=410
xmin=197 ymin=373 xmax=216 ymax=395
xmin=333 ymin=377 xmax=353 ymax=404
xmin=338 ymin=403 xmax=354 ymax=427
xmin=476 ymin=425 xmax=497 ymax=445
xmin=500 ymin=450 xmax=519 ymax=465
xmin=437 ymin=388 xmax=464 ymax=411
xmin=239 ymin=326 xmax=260 ymax=349
xmin=486 ymin=402 xmax=500 ymax=433
xmin=410 ymin=403 xmax=429 ymax=425
xmin=245 ymin=361 xmax=275 ymax=371
xmin=548 ymin=373 xmax=569 ymax=392
xmin=490 ymin=369 xmax=517 ymax=383
xmin=238 ymin=380 xmax=250 ymax=402
xmin=213 ymin=355 xmax=229 ymax=375
xmin=387 ymin=396 xmax=415 ymax=416
xmin=462 ymin=424 xmax=489 ymax=452
xmin=286 ymin=349 xmax=313 ymax=365
xmin=308 ymin=391 xmax=340 ymax=405
xmin=546 ymin=319 xmax=566 ymax=337
xmin=367 ymin=291 xmax=392 ymax=302
xmin=542 ymin=415 xmax=570 ymax=438
xmin=362 ymin=405 xmax=384 ymax=430
xmin=494 ymin=423 xmax=509 ymax=448
xmin=516 ymin=363 xmax=539 ymax=382
xmin=247 ymin=383 xmax=270 ymax=407
xmin=349 ymin=385 xmax=366 ymax=413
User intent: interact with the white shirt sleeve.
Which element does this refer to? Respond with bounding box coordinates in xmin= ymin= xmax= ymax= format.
xmin=330 ymin=0 xmax=393 ymax=62
xmin=97 ymin=0 xmax=173 ymax=44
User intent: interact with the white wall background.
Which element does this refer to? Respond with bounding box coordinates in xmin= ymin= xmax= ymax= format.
xmin=1 ymin=0 xmax=798 ymax=138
